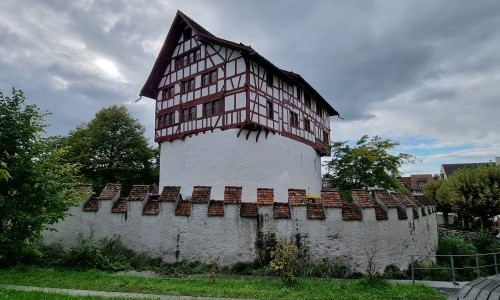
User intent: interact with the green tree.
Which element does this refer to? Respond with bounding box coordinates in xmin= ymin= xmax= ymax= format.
xmin=0 ymin=88 xmax=83 ymax=266
xmin=326 ymin=135 xmax=415 ymax=197
xmin=424 ymin=179 xmax=452 ymax=225
xmin=63 ymin=105 xmax=158 ymax=193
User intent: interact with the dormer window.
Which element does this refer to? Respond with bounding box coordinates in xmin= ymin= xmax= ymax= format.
xmin=183 ymin=28 xmax=192 ymax=41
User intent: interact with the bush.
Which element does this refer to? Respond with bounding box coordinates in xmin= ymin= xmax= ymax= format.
xmin=269 ymin=238 xmax=299 ymax=286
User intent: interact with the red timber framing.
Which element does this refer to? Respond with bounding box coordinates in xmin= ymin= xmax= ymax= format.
xmin=141 ymin=11 xmax=339 ymax=156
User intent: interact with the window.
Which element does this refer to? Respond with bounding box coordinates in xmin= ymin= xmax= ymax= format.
xmin=162 ymin=86 xmax=174 ymax=100
xmin=267 ymin=101 xmax=274 ymax=119
xmin=202 ymin=69 xmax=217 ymax=87
xmin=304 ymin=94 xmax=311 ymax=108
xmin=182 ymin=108 xmax=189 ymax=122
xmin=316 ymin=104 xmax=322 ymax=117
xmin=210 ymin=70 xmax=217 ymax=84
xmin=189 ymin=106 xmax=197 ymax=120
xmin=182 ymin=78 xmax=195 ymax=93
xmin=304 ymin=118 xmax=311 ymax=132
xmin=175 ymin=57 xmax=183 ymax=70
xmin=418 ymin=181 xmax=427 ymax=187
xmin=296 ymin=86 xmax=302 ymax=100
xmin=183 ymin=28 xmax=192 ymax=41
xmin=202 ymin=73 xmax=209 ymax=87
xmin=323 ymin=131 xmax=329 ymax=144
xmin=194 ymin=48 xmax=201 ymax=61
xmin=266 ymin=70 xmax=273 ymax=86
xmin=290 ymin=111 xmax=299 ymax=127
xmin=168 ymin=112 xmax=175 ymax=125
xmin=203 ymin=99 xmax=221 ymax=117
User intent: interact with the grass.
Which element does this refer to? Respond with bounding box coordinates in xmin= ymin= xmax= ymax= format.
xmin=0 ymin=288 xmax=128 ymax=300
xmin=0 ymin=267 xmax=444 ymax=300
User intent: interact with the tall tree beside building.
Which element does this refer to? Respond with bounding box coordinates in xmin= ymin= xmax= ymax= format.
xmin=326 ymin=135 xmax=415 ymax=198
xmin=0 ymin=88 xmax=83 ymax=266
xmin=63 ymin=105 xmax=158 ymax=194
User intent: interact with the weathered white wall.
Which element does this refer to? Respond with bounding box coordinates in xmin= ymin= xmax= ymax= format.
xmin=43 ymin=199 xmax=438 ymax=273
xmin=159 ymin=128 xmax=322 ymax=201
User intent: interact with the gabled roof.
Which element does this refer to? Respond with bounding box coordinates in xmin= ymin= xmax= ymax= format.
xmin=441 ymin=163 xmax=490 ymax=178
xmin=141 ymin=10 xmax=338 ymax=116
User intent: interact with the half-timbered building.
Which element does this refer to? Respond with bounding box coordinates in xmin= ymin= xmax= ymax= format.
xmin=141 ymin=11 xmax=338 ymax=201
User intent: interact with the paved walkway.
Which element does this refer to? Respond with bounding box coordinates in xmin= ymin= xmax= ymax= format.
xmin=0 ymin=284 xmax=253 ymax=300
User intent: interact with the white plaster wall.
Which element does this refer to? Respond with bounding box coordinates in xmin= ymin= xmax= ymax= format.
xmin=43 ymin=199 xmax=438 ymax=274
xmin=159 ymin=128 xmax=322 ymax=201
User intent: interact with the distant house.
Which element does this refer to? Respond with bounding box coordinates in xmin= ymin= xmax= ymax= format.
xmin=398 ymin=174 xmax=434 ymax=195
xmin=440 ymin=162 xmax=492 ymax=179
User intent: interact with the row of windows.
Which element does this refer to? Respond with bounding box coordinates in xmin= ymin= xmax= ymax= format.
xmin=157 ymin=99 xmax=222 ymax=127
xmin=174 ymin=48 xmax=202 ymax=70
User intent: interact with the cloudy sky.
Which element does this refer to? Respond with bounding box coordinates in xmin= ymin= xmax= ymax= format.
xmin=1 ymin=0 xmax=499 ymax=175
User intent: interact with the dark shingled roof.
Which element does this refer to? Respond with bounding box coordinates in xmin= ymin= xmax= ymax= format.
xmin=240 ymin=202 xmax=258 ymax=217
xmin=207 ymin=200 xmax=224 ymax=217
xmin=175 ymin=200 xmax=192 ymax=216
xmin=127 ymin=185 xmax=149 ymax=201
xmin=307 ymin=203 xmax=325 ymax=220
xmin=159 ymin=186 xmax=181 ymax=202
xmin=111 ymin=198 xmax=128 ymax=213
xmin=224 ymin=186 xmax=242 ymax=204
xmin=143 ymin=200 xmax=160 ymax=216
xmin=273 ymin=202 xmax=291 ymax=219
xmin=98 ymin=184 xmax=121 ymax=200
xmin=257 ymin=188 xmax=274 ymax=205
xmin=352 ymin=190 xmax=377 ymax=208
xmin=82 ymin=198 xmax=99 ymax=212
xmin=321 ymin=190 xmax=342 ymax=208
xmin=191 ymin=186 xmax=211 ymax=204
xmin=288 ymin=189 xmax=308 ymax=206
xmin=342 ymin=202 xmax=362 ymax=221
xmin=140 ymin=11 xmax=338 ymax=117
xmin=441 ymin=163 xmax=490 ymax=178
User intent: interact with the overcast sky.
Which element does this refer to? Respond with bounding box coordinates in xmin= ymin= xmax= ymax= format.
xmin=1 ymin=0 xmax=499 ymax=175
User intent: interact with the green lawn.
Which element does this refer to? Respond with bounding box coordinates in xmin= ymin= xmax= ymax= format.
xmin=0 ymin=267 xmax=444 ymax=300
xmin=0 ymin=288 xmax=128 ymax=300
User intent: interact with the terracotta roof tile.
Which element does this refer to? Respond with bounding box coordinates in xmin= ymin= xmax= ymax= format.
xmin=413 ymin=195 xmax=432 ymax=206
xmin=342 ymin=202 xmax=362 ymax=221
xmin=127 ymin=185 xmax=149 ymax=201
xmin=373 ymin=190 xmax=399 ymax=208
xmin=397 ymin=206 xmax=408 ymax=220
xmin=191 ymin=186 xmax=211 ymax=204
xmin=224 ymin=186 xmax=242 ymax=204
xmin=257 ymin=188 xmax=274 ymax=205
xmin=111 ymin=197 xmax=128 ymax=213
xmin=288 ymin=189 xmax=307 ymax=206
xmin=82 ymin=197 xmax=99 ymax=212
xmin=392 ymin=193 xmax=417 ymax=207
xmin=352 ymin=189 xmax=376 ymax=208
xmin=240 ymin=202 xmax=258 ymax=217
xmin=76 ymin=184 xmax=93 ymax=196
xmin=98 ymin=183 xmax=121 ymax=200
xmin=143 ymin=200 xmax=160 ymax=216
xmin=375 ymin=207 xmax=388 ymax=220
xmin=159 ymin=186 xmax=181 ymax=202
xmin=273 ymin=202 xmax=291 ymax=219
xmin=307 ymin=203 xmax=325 ymax=220
xmin=175 ymin=200 xmax=192 ymax=216
xmin=207 ymin=200 xmax=224 ymax=216
xmin=321 ymin=190 xmax=342 ymax=208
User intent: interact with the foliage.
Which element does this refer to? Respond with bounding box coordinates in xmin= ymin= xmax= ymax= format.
xmin=0 ymin=267 xmax=445 ymax=300
xmin=0 ymin=88 xmax=83 ymax=267
xmin=0 ymin=288 xmax=128 ymax=300
xmin=63 ymin=105 xmax=158 ymax=194
xmin=269 ymin=238 xmax=299 ymax=286
xmin=326 ymin=135 xmax=415 ymax=197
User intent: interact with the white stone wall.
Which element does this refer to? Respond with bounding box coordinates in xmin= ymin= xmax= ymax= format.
xmin=43 ymin=198 xmax=438 ymax=274
xmin=159 ymin=128 xmax=323 ymax=201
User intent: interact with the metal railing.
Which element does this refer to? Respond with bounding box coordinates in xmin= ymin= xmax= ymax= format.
xmin=410 ymin=252 xmax=500 ymax=284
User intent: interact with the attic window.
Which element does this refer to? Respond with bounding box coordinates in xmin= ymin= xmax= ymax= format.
xmin=316 ymin=104 xmax=322 ymax=117
xmin=304 ymin=94 xmax=311 ymax=108
xmin=183 ymin=28 xmax=192 ymax=41
xmin=266 ymin=70 xmax=273 ymax=86
xmin=296 ymin=87 xmax=302 ymax=100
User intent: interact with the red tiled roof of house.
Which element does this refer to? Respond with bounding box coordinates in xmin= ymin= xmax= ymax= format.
xmin=413 ymin=195 xmax=432 ymax=206
xmin=191 ymin=186 xmax=211 ymax=204
xmin=288 ymin=189 xmax=307 ymax=206
xmin=273 ymin=202 xmax=291 ymax=219
xmin=373 ymin=190 xmax=399 ymax=208
xmin=143 ymin=200 xmax=160 ymax=216
xmin=240 ymin=202 xmax=258 ymax=217
xmin=127 ymin=185 xmax=149 ymax=201
xmin=98 ymin=183 xmax=121 ymax=200
xmin=307 ymin=203 xmax=325 ymax=220
xmin=207 ymin=200 xmax=224 ymax=217
xmin=224 ymin=186 xmax=242 ymax=204
xmin=321 ymin=189 xmax=342 ymax=208
xmin=175 ymin=200 xmax=192 ymax=216
xmin=159 ymin=186 xmax=181 ymax=202
xmin=375 ymin=207 xmax=388 ymax=220
xmin=82 ymin=197 xmax=99 ymax=212
xmin=352 ymin=190 xmax=376 ymax=208
xmin=111 ymin=197 xmax=128 ymax=213
xmin=257 ymin=188 xmax=274 ymax=205
xmin=342 ymin=202 xmax=362 ymax=221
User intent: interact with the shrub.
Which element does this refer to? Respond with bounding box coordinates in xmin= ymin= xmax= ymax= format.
xmin=269 ymin=238 xmax=299 ymax=286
